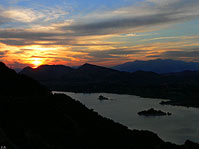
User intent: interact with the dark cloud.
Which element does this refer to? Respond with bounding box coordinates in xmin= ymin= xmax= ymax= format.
xmin=0 ymin=28 xmax=64 ymax=46
xmin=87 ymin=57 xmax=132 ymax=64
xmin=0 ymin=29 xmax=74 ymax=46
xmin=66 ymin=48 xmax=145 ymax=63
xmin=88 ymin=49 xmax=145 ymax=59
xmin=63 ymin=13 xmax=183 ymax=36
xmin=31 ymin=55 xmax=48 ymax=58
xmin=148 ymin=50 xmax=199 ymax=59
xmin=13 ymin=48 xmax=34 ymax=54
xmin=163 ymin=51 xmax=199 ymax=58
xmin=0 ymin=29 xmax=113 ymax=46
xmin=60 ymin=0 xmax=199 ymax=36
xmin=0 ymin=17 xmax=10 ymax=25
xmin=0 ymin=51 xmax=8 ymax=58
xmin=0 ymin=39 xmax=35 ymax=46
xmin=0 ymin=30 xmax=61 ymax=39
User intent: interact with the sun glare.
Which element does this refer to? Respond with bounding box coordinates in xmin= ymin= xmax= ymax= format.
xmin=31 ymin=58 xmax=43 ymax=68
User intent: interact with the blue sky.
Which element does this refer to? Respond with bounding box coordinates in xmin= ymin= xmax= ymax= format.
xmin=0 ymin=0 xmax=199 ymax=68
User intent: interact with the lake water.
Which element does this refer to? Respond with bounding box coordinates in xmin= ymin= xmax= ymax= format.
xmin=53 ymin=91 xmax=199 ymax=144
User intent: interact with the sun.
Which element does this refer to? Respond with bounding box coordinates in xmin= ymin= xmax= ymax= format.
xmin=31 ymin=58 xmax=43 ymax=68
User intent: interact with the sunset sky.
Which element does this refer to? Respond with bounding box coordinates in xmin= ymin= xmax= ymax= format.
xmin=0 ymin=0 xmax=199 ymax=68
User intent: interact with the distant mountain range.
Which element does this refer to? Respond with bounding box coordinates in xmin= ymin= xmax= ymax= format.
xmin=112 ymin=59 xmax=199 ymax=73
xmin=20 ymin=62 xmax=199 ymax=107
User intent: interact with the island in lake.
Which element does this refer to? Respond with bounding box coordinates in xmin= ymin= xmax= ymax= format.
xmin=138 ymin=108 xmax=172 ymax=116
xmin=98 ymin=95 xmax=113 ymax=100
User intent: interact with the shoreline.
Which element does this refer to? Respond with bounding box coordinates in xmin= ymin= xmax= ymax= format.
xmin=52 ymin=90 xmax=199 ymax=108
xmin=52 ymin=91 xmax=199 ymax=144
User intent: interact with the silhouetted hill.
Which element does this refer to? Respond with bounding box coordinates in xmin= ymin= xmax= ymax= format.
xmin=14 ymin=68 xmax=22 ymax=73
xmin=0 ymin=62 xmax=50 ymax=96
xmin=165 ymin=70 xmax=199 ymax=78
xmin=68 ymin=63 xmax=119 ymax=80
xmin=131 ymin=71 xmax=162 ymax=84
xmin=20 ymin=63 xmax=133 ymax=92
xmin=2 ymin=61 xmax=198 ymax=148
xmin=20 ymin=65 xmax=74 ymax=81
xmin=77 ymin=63 xmax=118 ymax=75
xmin=20 ymin=63 xmax=199 ymax=107
xmin=62 ymin=63 xmax=131 ymax=82
xmin=57 ymin=63 xmax=135 ymax=93
xmin=112 ymin=59 xmax=199 ymax=73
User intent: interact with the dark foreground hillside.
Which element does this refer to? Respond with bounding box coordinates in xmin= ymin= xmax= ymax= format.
xmin=0 ymin=62 xmax=50 ymax=96
xmin=2 ymin=94 xmax=199 ymax=149
xmin=1 ymin=61 xmax=198 ymax=148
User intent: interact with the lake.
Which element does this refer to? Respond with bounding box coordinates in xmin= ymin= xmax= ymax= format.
xmin=53 ymin=91 xmax=199 ymax=144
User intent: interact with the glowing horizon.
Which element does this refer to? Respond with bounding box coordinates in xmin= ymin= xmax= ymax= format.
xmin=0 ymin=0 xmax=199 ymax=68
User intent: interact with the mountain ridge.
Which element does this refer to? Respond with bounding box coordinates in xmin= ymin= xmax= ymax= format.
xmin=19 ymin=62 xmax=199 ymax=107
xmin=112 ymin=59 xmax=199 ymax=73
xmin=20 ymin=64 xmax=74 ymax=81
